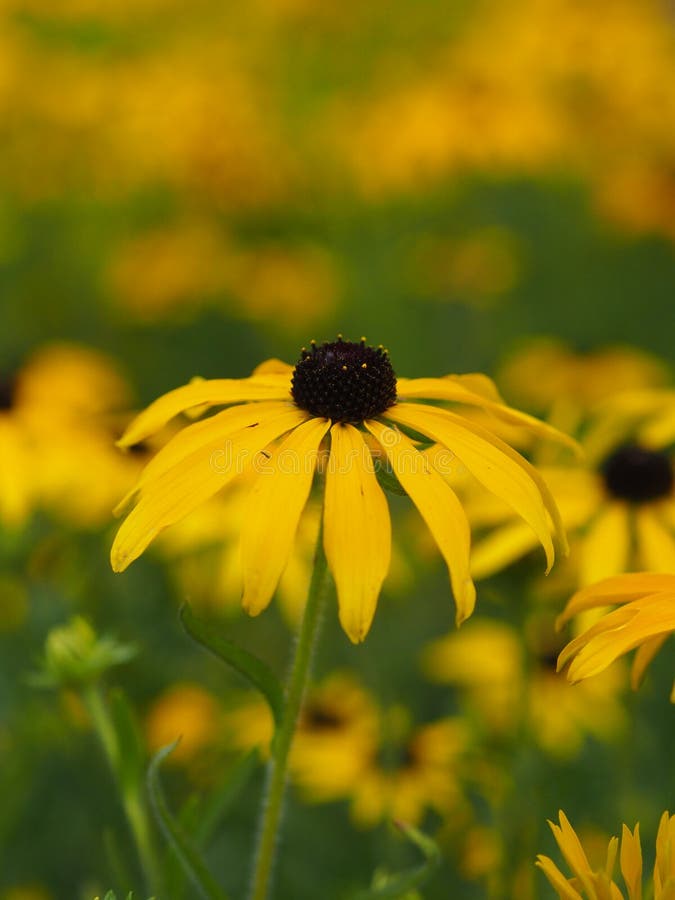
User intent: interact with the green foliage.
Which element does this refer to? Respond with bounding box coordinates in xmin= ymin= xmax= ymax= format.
xmin=180 ymin=604 xmax=285 ymax=735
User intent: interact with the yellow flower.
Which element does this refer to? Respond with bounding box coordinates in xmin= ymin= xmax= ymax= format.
xmin=111 ymin=337 xmax=570 ymax=643
xmin=0 ymin=343 xmax=143 ymax=529
xmin=422 ymin=618 xmax=626 ymax=757
xmin=557 ymin=573 xmax=675 ymax=700
xmin=466 ymin=388 xmax=675 ymax=586
xmin=289 ymin=672 xmax=380 ymax=803
xmin=350 ymin=715 xmax=469 ymax=829
xmin=145 ymin=682 xmax=221 ymax=764
xmin=536 ymin=809 xmax=675 ymax=900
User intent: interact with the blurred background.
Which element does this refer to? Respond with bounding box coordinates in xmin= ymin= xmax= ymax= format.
xmin=1 ymin=0 xmax=674 ymax=898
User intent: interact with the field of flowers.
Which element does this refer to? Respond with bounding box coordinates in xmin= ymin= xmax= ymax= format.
xmin=1 ymin=2 xmax=674 ymax=899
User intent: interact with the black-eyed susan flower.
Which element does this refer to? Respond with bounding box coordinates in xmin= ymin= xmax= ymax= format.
xmin=536 ymin=809 xmax=675 ymax=900
xmin=111 ymin=337 xmax=570 ymax=642
xmin=463 ymin=388 xmax=675 ymax=586
xmin=557 ymin=573 xmax=675 ymax=701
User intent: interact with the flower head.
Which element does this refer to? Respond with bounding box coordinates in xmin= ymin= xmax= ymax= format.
xmin=111 ymin=337 xmax=570 ymax=642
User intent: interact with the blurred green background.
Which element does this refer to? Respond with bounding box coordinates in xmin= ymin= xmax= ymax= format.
xmin=1 ymin=0 xmax=674 ymax=898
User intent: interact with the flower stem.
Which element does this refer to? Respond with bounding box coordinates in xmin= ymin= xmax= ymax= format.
xmin=249 ymin=525 xmax=329 ymax=900
xmin=83 ymin=683 xmax=162 ymax=896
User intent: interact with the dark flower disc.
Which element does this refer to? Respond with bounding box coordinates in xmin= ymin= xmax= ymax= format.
xmin=291 ymin=337 xmax=397 ymax=422
xmin=601 ymin=443 xmax=673 ymax=503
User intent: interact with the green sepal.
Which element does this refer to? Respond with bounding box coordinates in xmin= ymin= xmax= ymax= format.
xmin=147 ymin=742 xmax=230 ymax=900
xmin=108 ymin=687 xmax=145 ymax=797
xmin=97 ymin=893 xmax=152 ymax=899
xmin=350 ymin=821 xmax=441 ymax=899
xmin=179 ymin=604 xmax=284 ymax=734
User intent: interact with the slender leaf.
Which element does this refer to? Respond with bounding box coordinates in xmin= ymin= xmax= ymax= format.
xmin=350 ymin=822 xmax=441 ymax=899
xmin=147 ymin=743 xmax=230 ymax=900
xmin=179 ymin=604 xmax=284 ymax=732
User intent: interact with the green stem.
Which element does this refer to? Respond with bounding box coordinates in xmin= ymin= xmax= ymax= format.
xmin=83 ymin=684 xmax=162 ymax=896
xmin=248 ymin=526 xmax=329 ymax=900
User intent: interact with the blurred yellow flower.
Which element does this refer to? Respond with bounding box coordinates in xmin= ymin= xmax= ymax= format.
xmin=466 ymin=389 xmax=675 ymax=586
xmin=422 ymin=618 xmax=625 ymax=757
xmin=350 ymin=715 xmax=469 ymax=829
xmin=0 ymin=343 xmax=143 ymax=529
xmin=145 ymin=682 xmax=221 ymax=764
xmin=112 ymin=338 xmax=569 ymax=642
xmin=536 ymin=809 xmax=675 ymax=900
xmin=497 ymin=339 xmax=668 ymax=432
xmin=557 ymin=573 xmax=675 ymax=701
xmin=289 ymin=672 xmax=379 ymax=803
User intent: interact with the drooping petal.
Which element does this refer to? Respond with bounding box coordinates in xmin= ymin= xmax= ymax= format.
xmin=579 ymin=503 xmax=630 ymax=586
xmin=635 ymin=508 xmax=675 ymax=572
xmin=557 ymin=574 xmax=675 ymax=628
xmin=470 ymin=521 xmax=540 ymax=580
xmin=117 ymin=373 xmax=292 ymax=447
xmin=111 ymin=406 xmax=308 ymax=571
xmin=241 ymin=417 xmax=330 ymax=616
xmin=323 ymin=423 xmax=391 ymax=643
xmin=559 ymin=595 xmax=675 ymax=682
xmin=115 ymin=401 xmax=295 ymax=513
xmin=385 ymin=402 xmax=565 ymax=572
xmin=631 ymin=634 xmax=669 ymax=690
xmin=396 ymin=376 xmax=580 ymax=453
xmin=365 ymin=419 xmax=475 ymax=624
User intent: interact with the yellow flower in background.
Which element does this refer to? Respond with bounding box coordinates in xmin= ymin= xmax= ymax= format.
xmin=145 ymin=682 xmax=221 ymax=764
xmin=0 ymin=343 xmax=144 ymax=529
xmin=422 ymin=618 xmax=626 ymax=758
xmin=350 ymin=715 xmax=469 ymax=829
xmin=557 ymin=573 xmax=675 ymax=701
xmin=496 ymin=339 xmax=668 ymax=433
xmin=111 ymin=337 xmax=570 ymax=643
xmin=289 ymin=673 xmax=379 ymax=803
xmin=536 ymin=809 xmax=675 ymax=900
xmin=464 ymin=387 xmax=675 ymax=586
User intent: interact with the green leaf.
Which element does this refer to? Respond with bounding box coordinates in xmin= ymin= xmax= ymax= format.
xmin=147 ymin=742 xmax=230 ymax=900
xmin=179 ymin=604 xmax=284 ymax=733
xmin=350 ymin=822 xmax=441 ymax=899
xmin=108 ymin=688 xmax=145 ymax=796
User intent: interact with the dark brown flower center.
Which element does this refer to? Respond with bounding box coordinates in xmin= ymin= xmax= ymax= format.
xmin=601 ymin=444 xmax=673 ymax=503
xmin=302 ymin=704 xmax=343 ymax=732
xmin=291 ymin=337 xmax=397 ymax=423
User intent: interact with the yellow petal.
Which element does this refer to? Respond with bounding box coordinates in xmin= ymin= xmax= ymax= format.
xmin=115 ymin=401 xmax=295 ymax=512
xmin=557 ymin=573 xmax=675 ymax=628
xmin=635 ymin=508 xmax=675 ymax=571
xmin=561 ymin=596 xmax=675 ymax=681
xmin=111 ymin=406 xmax=308 ymax=571
xmin=470 ymin=521 xmax=540 ymax=580
xmin=620 ymin=823 xmax=642 ymax=900
xmin=385 ymin=403 xmax=564 ymax=572
xmin=365 ymin=419 xmax=475 ymax=624
xmin=631 ymin=634 xmax=669 ymax=690
xmin=396 ymin=376 xmax=580 ymax=454
xmin=535 ymin=855 xmax=584 ymax=900
xmin=241 ymin=417 xmax=330 ymax=616
xmin=118 ymin=374 xmax=292 ymax=447
xmin=323 ymin=424 xmax=391 ymax=643
xmin=550 ymin=811 xmax=596 ymax=893
xmin=579 ymin=503 xmax=630 ymax=586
